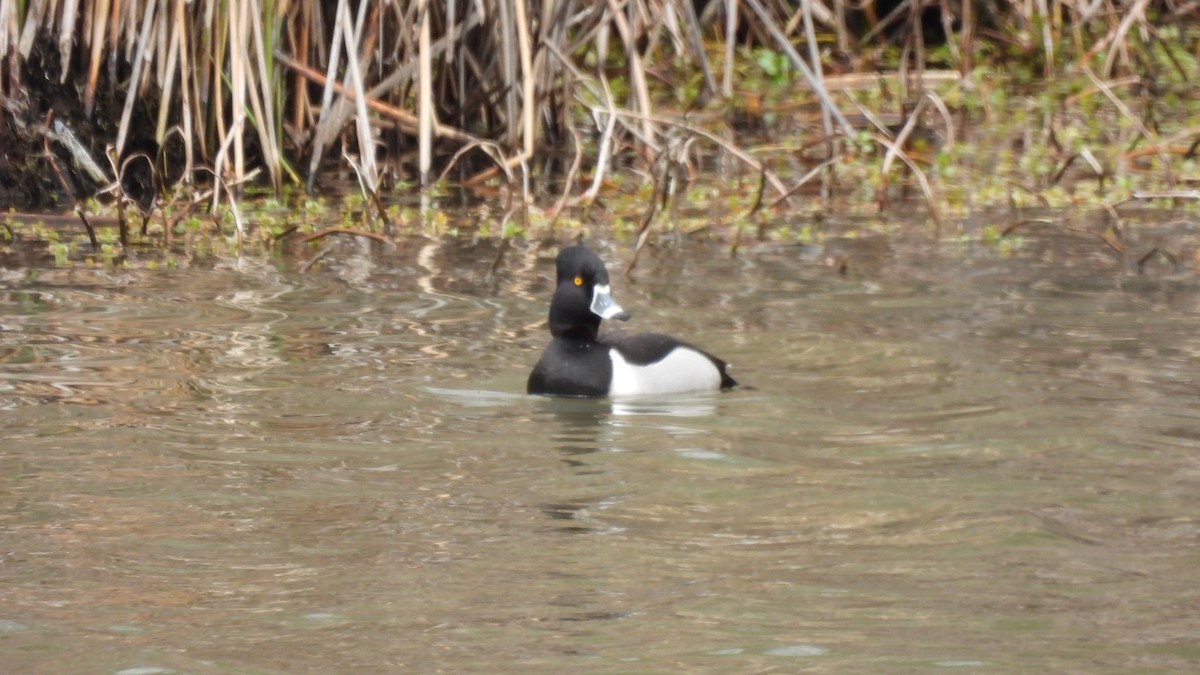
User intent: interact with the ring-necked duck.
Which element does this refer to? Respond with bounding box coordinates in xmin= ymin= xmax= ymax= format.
xmin=527 ymin=244 xmax=738 ymax=397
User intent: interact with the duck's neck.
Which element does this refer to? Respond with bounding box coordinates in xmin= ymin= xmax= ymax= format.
xmin=548 ymin=285 xmax=601 ymax=340
xmin=550 ymin=321 xmax=599 ymax=341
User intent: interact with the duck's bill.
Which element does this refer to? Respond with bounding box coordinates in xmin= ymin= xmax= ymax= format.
xmin=590 ymin=284 xmax=630 ymax=321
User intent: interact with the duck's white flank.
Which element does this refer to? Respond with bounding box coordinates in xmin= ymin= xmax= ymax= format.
xmin=608 ymin=347 xmax=721 ymax=396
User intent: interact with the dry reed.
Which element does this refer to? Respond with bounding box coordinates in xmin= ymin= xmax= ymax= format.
xmin=0 ymin=0 xmax=1194 ymax=229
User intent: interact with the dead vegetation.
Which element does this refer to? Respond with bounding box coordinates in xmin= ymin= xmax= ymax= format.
xmin=0 ymin=1 xmax=1198 ymax=253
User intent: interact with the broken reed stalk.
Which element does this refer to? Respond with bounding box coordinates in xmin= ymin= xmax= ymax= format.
xmin=871 ymin=133 xmax=943 ymax=234
xmin=513 ymin=0 xmax=535 ymax=159
xmin=305 ymin=0 xmax=349 ymax=193
xmin=721 ymin=0 xmax=735 ymax=99
xmin=417 ymin=0 xmax=433 ymax=186
xmin=82 ymin=0 xmax=108 ymax=117
xmin=800 ymin=0 xmax=833 ymax=156
xmin=246 ymin=0 xmax=282 ymax=191
xmin=301 ymin=227 xmax=391 ymax=244
xmin=113 ymin=2 xmax=155 ymax=158
xmin=604 ymin=0 xmax=654 ymax=149
xmin=43 ymin=111 xmax=100 ymax=248
xmin=1081 ymin=65 xmax=1174 ymax=188
xmin=341 ymin=0 xmax=378 ymax=193
xmin=273 ymin=50 xmax=482 ymax=146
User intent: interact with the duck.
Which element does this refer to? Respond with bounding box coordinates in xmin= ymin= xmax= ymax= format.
xmin=527 ymin=244 xmax=738 ymax=397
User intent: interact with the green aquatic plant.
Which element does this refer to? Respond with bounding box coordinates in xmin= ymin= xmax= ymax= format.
xmin=49 ymin=241 xmax=70 ymax=266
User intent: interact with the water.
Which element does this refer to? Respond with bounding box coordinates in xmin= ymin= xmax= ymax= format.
xmin=3 ymin=232 xmax=1200 ymax=672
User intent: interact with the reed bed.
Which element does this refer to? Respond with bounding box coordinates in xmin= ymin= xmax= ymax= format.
xmin=0 ymin=0 xmax=1197 ymax=241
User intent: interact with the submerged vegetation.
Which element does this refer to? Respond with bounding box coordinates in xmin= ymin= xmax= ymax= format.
xmin=1 ymin=1 xmax=1199 ymax=268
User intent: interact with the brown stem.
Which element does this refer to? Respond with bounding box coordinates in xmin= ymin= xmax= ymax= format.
xmin=300 ymin=227 xmax=391 ymax=245
xmin=43 ymin=110 xmax=99 ymax=249
xmin=274 ymin=50 xmax=479 ymax=145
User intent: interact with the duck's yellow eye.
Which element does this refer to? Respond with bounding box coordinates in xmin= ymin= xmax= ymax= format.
xmin=573 ymin=276 xmax=584 ymax=286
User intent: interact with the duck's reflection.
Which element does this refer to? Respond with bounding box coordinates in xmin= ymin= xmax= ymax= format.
xmin=537 ymin=496 xmax=629 ymax=535
xmin=532 ymin=392 xmax=729 ymax=530
xmin=533 ymin=396 xmax=613 ymax=467
xmin=535 ymin=391 xmax=724 ymax=459
xmin=609 ymin=393 xmax=720 ymax=418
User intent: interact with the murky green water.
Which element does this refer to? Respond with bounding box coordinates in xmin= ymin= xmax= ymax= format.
xmin=3 ymin=232 xmax=1200 ymax=672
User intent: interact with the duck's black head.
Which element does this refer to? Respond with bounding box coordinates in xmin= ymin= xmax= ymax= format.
xmin=548 ymin=245 xmax=630 ymax=340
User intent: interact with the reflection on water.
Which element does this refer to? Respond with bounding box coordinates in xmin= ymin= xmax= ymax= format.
xmin=3 ymin=231 xmax=1200 ymax=671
